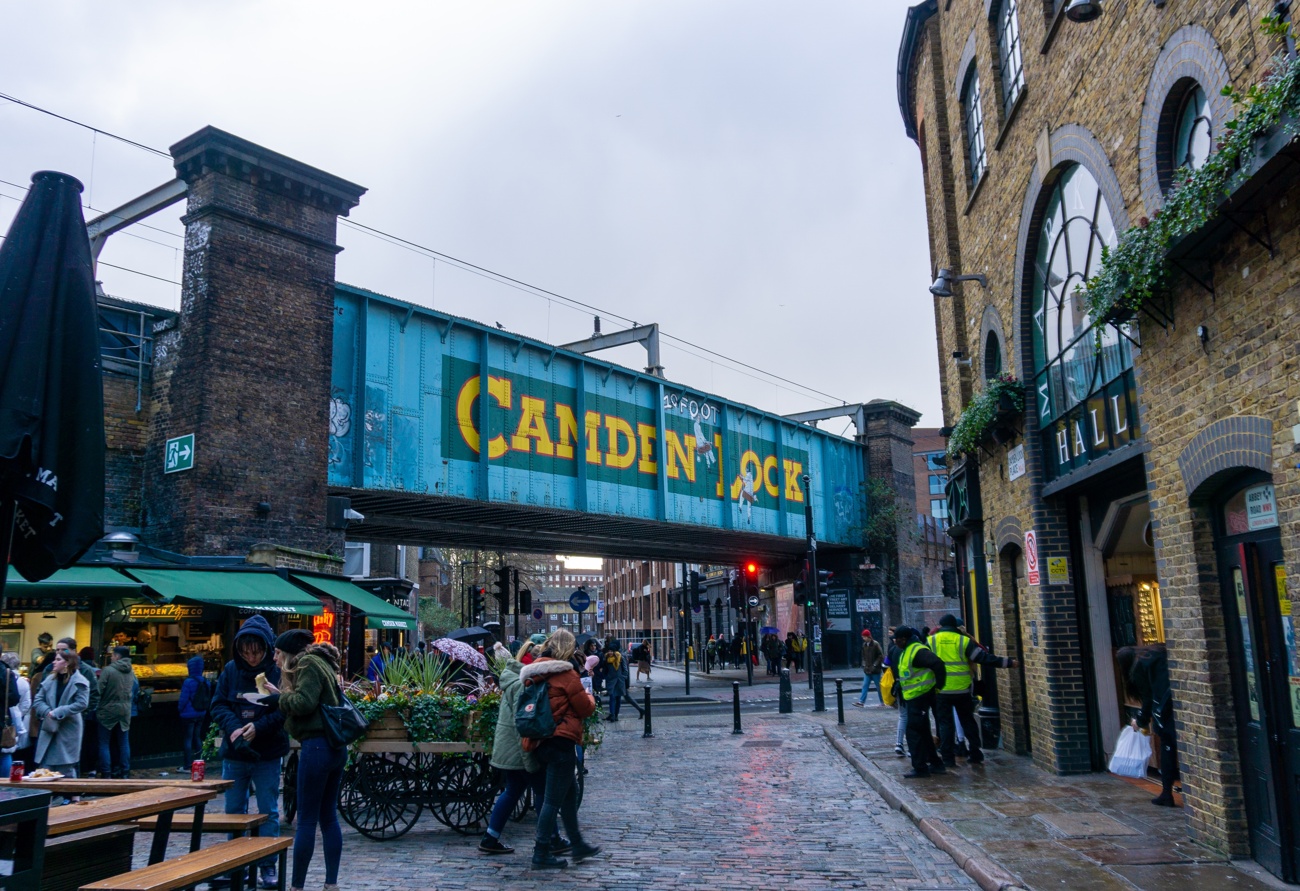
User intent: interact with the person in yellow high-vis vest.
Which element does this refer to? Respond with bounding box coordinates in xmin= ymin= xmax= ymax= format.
xmin=891 ymin=625 xmax=948 ymax=778
xmin=928 ymin=614 xmax=1017 ymax=767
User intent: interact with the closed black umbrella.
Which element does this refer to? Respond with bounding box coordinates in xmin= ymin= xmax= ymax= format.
xmin=0 ymin=172 xmax=104 ymax=595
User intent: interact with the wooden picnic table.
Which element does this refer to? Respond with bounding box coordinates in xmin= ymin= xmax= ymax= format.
xmin=0 ymin=777 xmax=232 ymax=796
xmin=47 ymin=786 xmax=217 ymax=866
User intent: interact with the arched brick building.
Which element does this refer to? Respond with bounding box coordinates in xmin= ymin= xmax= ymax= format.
xmin=899 ymin=0 xmax=1300 ymax=877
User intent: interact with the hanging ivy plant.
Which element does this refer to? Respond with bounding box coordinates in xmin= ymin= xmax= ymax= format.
xmin=947 ymin=373 xmax=1024 ymax=457
xmin=1081 ymin=17 xmax=1300 ymax=331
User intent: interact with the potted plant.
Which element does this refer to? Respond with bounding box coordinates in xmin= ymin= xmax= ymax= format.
xmin=947 ymin=374 xmax=1025 ymax=457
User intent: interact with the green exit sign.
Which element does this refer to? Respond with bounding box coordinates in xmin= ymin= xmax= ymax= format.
xmin=164 ymin=433 xmax=195 ymax=474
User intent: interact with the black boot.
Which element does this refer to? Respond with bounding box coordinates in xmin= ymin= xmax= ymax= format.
xmin=571 ymin=841 xmax=602 ymax=863
xmin=531 ymin=843 xmax=568 ymax=869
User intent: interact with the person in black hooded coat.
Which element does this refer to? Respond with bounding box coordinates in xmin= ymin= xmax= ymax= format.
xmin=210 ymin=615 xmax=289 ymax=888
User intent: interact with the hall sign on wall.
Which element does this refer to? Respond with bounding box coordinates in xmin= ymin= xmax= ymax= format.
xmin=1039 ymin=371 xmax=1140 ymax=482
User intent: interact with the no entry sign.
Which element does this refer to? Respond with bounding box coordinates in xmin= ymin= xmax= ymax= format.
xmin=1025 ymin=529 xmax=1040 ymax=586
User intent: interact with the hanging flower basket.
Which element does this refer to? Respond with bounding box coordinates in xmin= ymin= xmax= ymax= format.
xmin=947 ymin=374 xmax=1025 ymax=457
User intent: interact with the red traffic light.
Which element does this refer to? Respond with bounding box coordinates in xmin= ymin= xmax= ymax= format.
xmin=745 ymin=562 xmax=757 ymax=576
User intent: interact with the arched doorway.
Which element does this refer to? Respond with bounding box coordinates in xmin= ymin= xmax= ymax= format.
xmin=999 ymin=544 xmax=1032 ymax=754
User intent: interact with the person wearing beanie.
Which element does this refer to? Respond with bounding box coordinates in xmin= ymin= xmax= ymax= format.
xmin=855 ymin=629 xmax=884 ymax=708
xmin=210 ymin=615 xmax=289 ymax=889
xmin=928 ymin=614 xmax=1017 ymax=768
xmin=892 ymin=625 xmax=948 ymax=778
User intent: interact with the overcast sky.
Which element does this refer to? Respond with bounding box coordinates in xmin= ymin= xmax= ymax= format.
xmin=0 ymin=1 xmax=939 ymax=428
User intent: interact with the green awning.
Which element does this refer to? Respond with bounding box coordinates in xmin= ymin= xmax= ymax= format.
xmin=290 ymin=573 xmax=416 ymax=631
xmin=125 ymin=569 xmax=323 ymax=615
xmin=6 ymin=566 xmax=144 ymax=598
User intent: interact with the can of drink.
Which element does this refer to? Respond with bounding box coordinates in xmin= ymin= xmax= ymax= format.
xmin=9 ymin=761 xmax=23 ymax=782
xmin=190 ymin=760 xmax=205 ymax=782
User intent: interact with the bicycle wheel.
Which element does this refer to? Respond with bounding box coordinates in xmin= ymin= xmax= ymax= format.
xmin=339 ymin=754 xmax=423 ymax=840
xmin=281 ymin=750 xmax=299 ymax=825
xmin=427 ymin=753 xmax=494 ymax=835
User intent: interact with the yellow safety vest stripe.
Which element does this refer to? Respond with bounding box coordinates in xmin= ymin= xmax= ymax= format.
xmin=898 ymin=642 xmax=936 ymax=700
xmin=929 ymin=630 xmax=973 ymax=692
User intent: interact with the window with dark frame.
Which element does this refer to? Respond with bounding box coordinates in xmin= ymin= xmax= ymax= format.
xmin=997 ymin=0 xmax=1025 ymax=117
xmin=984 ymin=329 xmax=1003 ymax=380
xmin=1174 ymin=84 xmax=1211 ymax=173
xmin=961 ymin=70 xmax=988 ymax=186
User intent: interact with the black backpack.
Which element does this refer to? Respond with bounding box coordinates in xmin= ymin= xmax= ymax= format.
xmin=515 ymin=680 xmax=555 ymax=739
xmin=190 ymin=679 xmax=212 ymax=714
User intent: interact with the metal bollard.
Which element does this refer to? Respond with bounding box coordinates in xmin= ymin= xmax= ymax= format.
xmin=835 ymin=678 xmax=845 ymax=725
xmin=779 ymin=668 xmax=793 ymax=714
xmin=643 ymin=685 xmax=653 ymax=738
xmin=732 ymin=681 xmax=743 ymax=734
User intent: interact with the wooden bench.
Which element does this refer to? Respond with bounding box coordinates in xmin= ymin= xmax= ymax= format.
xmin=42 ymin=825 xmax=138 ymax=891
xmin=135 ymin=813 xmax=268 ymax=836
xmin=80 ymin=836 xmax=292 ymax=891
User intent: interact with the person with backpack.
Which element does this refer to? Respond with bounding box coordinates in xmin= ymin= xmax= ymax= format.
xmin=518 ymin=629 xmax=600 ymax=869
xmin=602 ymin=639 xmax=628 ymax=722
xmin=178 ymin=655 xmax=210 ymax=772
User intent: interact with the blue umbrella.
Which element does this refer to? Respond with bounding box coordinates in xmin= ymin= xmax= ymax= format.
xmin=0 ymin=172 xmax=104 ymax=598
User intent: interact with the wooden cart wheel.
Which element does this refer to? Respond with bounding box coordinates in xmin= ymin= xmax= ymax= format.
xmin=339 ymin=754 xmax=423 ymax=840
xmin=427 ymin=752 xmax=493 ymax=835
xmin=281 ymin=750 xmax=299 ymax=825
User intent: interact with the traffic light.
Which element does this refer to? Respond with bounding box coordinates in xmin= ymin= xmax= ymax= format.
xmin=471 ymin=586 xmax=486 ymax=623
xmin=941 ymin=567 xmax=958 ymax=600
xmin=817 ymin=570 xmax=833 ymax=600
xmin=493 ymin=566 xmax=511 ymax=612
xmin=794 ymin=561 xmax=813 ymax=608
xmin=518 ymin=587 xmax=532 ymax=615
xmin=690 ymin=571 xmax=702 ymax=607
xmin=728 ymin=580 xmax=743 ymax=610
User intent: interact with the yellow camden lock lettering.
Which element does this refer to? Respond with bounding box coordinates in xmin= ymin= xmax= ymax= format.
xmin=929 ymin=630 xmax=972 ymax=693
xmin=897 ymin=642 xmax=937 ymax=700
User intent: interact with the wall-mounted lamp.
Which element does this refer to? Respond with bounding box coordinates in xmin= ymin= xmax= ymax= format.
xmin=952 ymin=350 xmax=973 ymax=368
xmin=1065 ymin=0 xmax=1103 ymax=22
xmin=929 ymin=268 xmax=989 ymax=297
xmin=1197 ymin=325 xmax=1210 ymax=348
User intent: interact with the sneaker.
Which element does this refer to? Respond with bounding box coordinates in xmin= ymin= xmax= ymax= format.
xmin=479 ymin=835 xmax=514 ymax=855
xmin=258 ymin=865 xmax=277 ymax=889
xmin=894 ymin=745 xmax=905 ymax=756
xmin=852 ymin=701 xmax=865 ymax=708
xmin=531 ymin=851 xmax=568 ymax=870
xmin=571 ymin=842 xmax=602 ymax=863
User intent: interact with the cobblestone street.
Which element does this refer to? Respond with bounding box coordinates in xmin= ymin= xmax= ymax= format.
xmin=138 ymin=709 xmax=973 ymax=890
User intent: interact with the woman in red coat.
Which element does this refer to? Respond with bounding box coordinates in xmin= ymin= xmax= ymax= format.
xmin=519 ymin=629 xmax=600 ymax=869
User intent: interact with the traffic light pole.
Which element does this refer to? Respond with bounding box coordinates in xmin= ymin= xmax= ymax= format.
xmin=802 ymin=474 xmax=825 ymax=711
xmin=680 ymin=561 xmax=691 ymax=694
xmin=512 ymin=569 xmax=520 ymax=643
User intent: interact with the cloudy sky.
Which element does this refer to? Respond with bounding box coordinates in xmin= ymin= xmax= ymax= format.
xmin=0 ymin=1 xmax=939 ymax=428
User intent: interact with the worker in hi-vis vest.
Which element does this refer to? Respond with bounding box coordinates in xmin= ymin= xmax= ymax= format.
xmin=928 ymin=614 xmax=1017 ymax=767
xmin=892 ymin=625 xmax=948 ymax=778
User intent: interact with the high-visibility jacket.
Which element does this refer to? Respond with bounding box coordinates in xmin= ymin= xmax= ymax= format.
xmin=929 ymin=630 xmax=973 ymax=693
xmin=897 ymin=642 xmax=937 ymax=700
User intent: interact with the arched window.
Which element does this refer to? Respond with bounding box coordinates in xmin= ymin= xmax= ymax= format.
xmin=1030 ymin=164 xmax=1136 ymax=479
xmin=984 ymin=329 xmax=1003 ymax=380
xmin=1174 ymin=83 xmax=1212 ymax=172
xmin=996 ymin=0 xmax=1025 ymax=116
xmin=961 ymin=70 xmax=987 ymax=186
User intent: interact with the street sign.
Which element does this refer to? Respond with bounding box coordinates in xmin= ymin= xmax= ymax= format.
xmin=747 ymin=595 xmax=759 ymax=607
xmin=1025 ymin=529 xmax=1040 ymax=586
xmin=164 ymin=433 xmax=195 ymax=474
xmin=569 ymin=589 xmax=591 ymax=612
xmin=595 ymin=599 xmax=605 ymax=623
xmin=532 ymin=608 xmax=543 ymax=620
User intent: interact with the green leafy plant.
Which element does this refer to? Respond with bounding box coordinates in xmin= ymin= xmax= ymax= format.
xmin=1081 ymin=20 xmax=1300 ymax=330
xmin=946 ymin=373 xmax=1024 ymax=457
xmin=200 ymin=719 xmax=222 ymax=762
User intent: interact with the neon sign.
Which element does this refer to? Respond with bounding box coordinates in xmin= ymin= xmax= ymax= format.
xmin=313 ymin=607 xmax=335 ymax=645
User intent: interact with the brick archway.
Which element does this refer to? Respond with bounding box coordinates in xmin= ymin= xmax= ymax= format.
xmin=1178 ymin=416 xmax=1273 ymax=498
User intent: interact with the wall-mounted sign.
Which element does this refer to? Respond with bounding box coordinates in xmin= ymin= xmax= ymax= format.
xmin=1030 ymin=619 xmax=1039 ymax=647
xmin=1025 ymin=529 xmax=1040 ymax=586
xmin=595 ymin=599 xmax=605 ymax=623
xmin=6 ymin=597 xmax=91 ymax=612
xmin=164 ymin=433 xmax=195 ymax=474
xmin=856 ymin=598 xmax=880 ymax=613
xmin=825 ymin=590 xmax=850 ymax=618
xmin=1246 ymin=484 xmax=1279 ymax=531
xmin=126 ymin=603 xmax=207 ymax=621
xmin=1047 ymin=556 xmax=1069 ymax=585
xmin=569 ymin=589 xmax=591 ymax=612
xmin=1007 ymin=445 xmax=1026 ymax=481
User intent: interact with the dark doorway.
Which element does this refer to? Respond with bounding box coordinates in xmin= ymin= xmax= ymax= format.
xmin=1000 ymin=546 xmax=1032 ymax=755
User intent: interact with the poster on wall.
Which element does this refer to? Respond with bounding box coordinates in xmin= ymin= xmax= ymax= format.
xmin=775 ymin=583 xmax=793 ymax=636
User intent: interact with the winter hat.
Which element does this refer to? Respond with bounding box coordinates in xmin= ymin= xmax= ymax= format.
xmin=861 ymin=629 xmax=872 ymax=638
xmin=891 ymin=625 xmax=918 ymax=643
xmin=585 ymin=654 xmax=599 ymax=671
xmin=529 ymin=633 xmax=548 ymax=645
xmin=938 ymin=614 xmax=961 ymax=629
xmin=273 ymin=628 xmax=313 ymax=656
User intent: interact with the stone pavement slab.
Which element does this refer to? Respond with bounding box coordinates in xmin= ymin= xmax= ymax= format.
xmin=128 ymin=711 xmax=976 ymax=890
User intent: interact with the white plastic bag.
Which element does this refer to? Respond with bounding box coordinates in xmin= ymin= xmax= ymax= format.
xmin=1108 ymin=726 xmax=1151 ymax=778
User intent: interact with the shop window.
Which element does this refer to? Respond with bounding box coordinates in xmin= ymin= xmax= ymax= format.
xmin=961 ymin=69 xmax=988 ymax=187
xmin=996 ymin=0 xmax=1025 ymax=117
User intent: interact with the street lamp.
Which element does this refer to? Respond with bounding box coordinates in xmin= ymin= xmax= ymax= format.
xmin=929 ymin=268 xmax=989 ymax=297
xmin=1064 ymin=0 xmax=1102 ymax=21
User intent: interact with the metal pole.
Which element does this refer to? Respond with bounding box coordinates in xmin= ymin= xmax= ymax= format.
xmin=512 ymin=569 xmax=520 ymax=644
xmin=803 ymin=474 xmax=826 ymax=711
xmin=744 ymin=603 xmax=754 ymax=686
xmin=642 ymin=685 xmax=653 ymax=738
xmin=836 ymin=678 xmax=845 ymax=725
xmin=732 ymin=681 xmax=743 ymax=734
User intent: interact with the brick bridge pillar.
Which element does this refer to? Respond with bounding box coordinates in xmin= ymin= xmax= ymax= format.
xmin=143 ymin=127 xmax=365 ymax=558
xmin=857 ymin=400 xmax=923 ymax=631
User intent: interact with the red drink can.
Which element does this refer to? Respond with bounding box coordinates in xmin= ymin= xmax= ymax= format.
xmin=190 ymin=760 xmax=205 ymax=782
xmin=9 ymin=761 xmax=23 ymax=782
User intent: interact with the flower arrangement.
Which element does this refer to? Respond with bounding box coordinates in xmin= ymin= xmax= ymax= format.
xmin=345 ymin=651 xmax=500 ymax=751
xmin=946 ymin=373 xmax=1024 ymax=457
xmin=1081 ymin=16 xmax=1300 ymax=331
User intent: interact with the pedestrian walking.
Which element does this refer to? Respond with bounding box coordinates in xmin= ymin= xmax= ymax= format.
xmin=210 ymin=616 xmax=287 ymax=889
xmin=479 ymin=640 xmax=554 ymax=856
xmin=178 ymin=655 xmax=211 ymax=773
xmin=0 ymin=655 xmax=21 ymax=777
xmin=96 ymin=646 xmax=135 ymax=778
xmin=884 ymin=629 xmax=907 ymax=756
xmin=784 ymin=632 xmax=801 ymax=672
xmin=1117 ymin=643 xmax=1181 ymax=807
xmin=33 ymin=650 xmax=89 ymax=776
xmin=892 ymin=626 xmax=947 ymax=778
xmin=272 ymin=629 xmax=346 ymax=891
xmin=928 ymin=615 xmax=1016 ymax=766
xmin=633 ymin=639 xmax=652 ymax=682
xmin=519 ymin=629 xmax=600 ymax=869
xmin=856 ymin=629 xmax=884 ymax=707
xmin=602 ymin=639 xmax=628 ymax=721
xmin=55 ymin=639 xmax=98 ymax=776
xmin=1 ymin=653 xmax=30 ymax=770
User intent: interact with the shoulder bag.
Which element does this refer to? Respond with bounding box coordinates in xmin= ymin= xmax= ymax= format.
xmin=0 ymin=670 xmax=15 ymax=749
xmin=319 ymin=684 xmax=369 ymax=750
